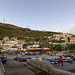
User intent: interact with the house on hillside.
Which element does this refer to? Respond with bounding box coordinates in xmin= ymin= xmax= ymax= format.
xmin=33 ymin=44 xmax=40 ymax=48
xmin=0 ymin=45 xmax=9 ymax=49
xmin=55 ymin=37 xmax=60 ymax=40
xmin=10 ymin=37 xmax=17 ymax=41
xmin=27 ymin=43 xmax=40 ymax=48
xmin=67 ymin=33 xmax=73 ymax=38
xmin=17 ymin=40 xmax=25 ymax=49
xmin=70 ymin=38 xmax=75 ymax=44
xmin=27 ymin=45 xmax=33 ymax=48
xmin=3 ymin=37 xmax=9 ymax=42
xmin=63 ymin=33 xmax=72 ymax=38
xmin=65 ymin=38 xmax=68 ymax=44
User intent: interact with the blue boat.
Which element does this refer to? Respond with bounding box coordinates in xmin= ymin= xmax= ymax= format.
xmin=47 ymin=59 xmax=58 ymax=64
xmin=14 ymin=57 xmax=18 ymax=60
xmin=18 ymin=57 xmax=26 ymax=61
xmin=1 ymin=59 xmax=7 ymax=63
xmin=14 ymin=57 xmax=26 ymax=62
xmin=36 ymin=57 xmax=48 ymax=62
xmin=67 ymin=61 xmax=73 ymax=64
xmin=36 ymin=57 xmax=40 ymax=59
xmin=1 ymin=56 xmax=7 ymax=64
xmin=26 ymin=57 xmax=31 ymax=59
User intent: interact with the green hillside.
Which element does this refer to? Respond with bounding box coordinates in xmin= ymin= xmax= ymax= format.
xmin=0 ymin=23 xmax=60 ymax=42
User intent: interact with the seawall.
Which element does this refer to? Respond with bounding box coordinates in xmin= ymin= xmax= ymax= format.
xmin=27 ymin=59 xmax=75 ymax=75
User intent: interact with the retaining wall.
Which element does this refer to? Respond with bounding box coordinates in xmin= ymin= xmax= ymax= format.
xmin=27 ymin=59 xmax=75 ymax=75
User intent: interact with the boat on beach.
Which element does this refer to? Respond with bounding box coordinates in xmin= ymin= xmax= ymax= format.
xmin=1 ymin=56 xmax=7 ymax=64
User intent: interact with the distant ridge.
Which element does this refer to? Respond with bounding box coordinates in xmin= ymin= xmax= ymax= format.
xmin=0 ymin=22 xmax=22 ymax=29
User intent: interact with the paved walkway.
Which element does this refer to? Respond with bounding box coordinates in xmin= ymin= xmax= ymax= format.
xmin=3 ymin=60 xmax=36 ymax=75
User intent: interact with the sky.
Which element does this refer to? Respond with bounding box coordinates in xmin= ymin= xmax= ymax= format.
xmin=0 ymin=0 xmax=75 ymax=34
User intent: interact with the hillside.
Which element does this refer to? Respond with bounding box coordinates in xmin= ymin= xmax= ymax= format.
xmin=0 ymin=23 xmax=22 ymax=29
xmin=0 ymin=23 xmax=60 ymax=42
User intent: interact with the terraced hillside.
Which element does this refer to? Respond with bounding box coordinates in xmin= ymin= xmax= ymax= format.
xmin=0 ymin=22 xmax=60 ymax=42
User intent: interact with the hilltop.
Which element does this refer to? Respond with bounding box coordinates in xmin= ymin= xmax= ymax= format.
xmin=0 ymin=23 xmax=22 ymax=29
xmin=0 ymin=23 xmax=61 ymax=42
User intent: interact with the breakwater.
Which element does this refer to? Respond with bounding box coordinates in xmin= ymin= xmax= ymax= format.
xmin=27 ymin=59 xmax=75 ymax=75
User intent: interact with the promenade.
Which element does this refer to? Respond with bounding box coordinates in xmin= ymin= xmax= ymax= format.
xmin=3 ymin=60 xmax=35 ymax=75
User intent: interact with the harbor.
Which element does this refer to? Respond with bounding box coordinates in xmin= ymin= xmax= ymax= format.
xmin=0 ymin=51 xmax=75 ymax=75
xmin=0 ymin=0 xmax=75 ymax=75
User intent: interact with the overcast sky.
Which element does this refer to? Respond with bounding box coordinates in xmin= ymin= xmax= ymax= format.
xmin=0 ymin=0 xmax=75 ymax=34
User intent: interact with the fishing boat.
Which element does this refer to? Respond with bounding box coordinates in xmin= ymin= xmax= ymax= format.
xmin=14 ymin=57 xmax=26 ymax=62
xmin=1 ymin=56 xmax=7 ymax=64
xmin=18 ymin=57 xmax=26 ymax=62
xmin=47 ymin=59 xmax=58 ymax=64
xmin=36 ymin=57 xmax=48 ymax=62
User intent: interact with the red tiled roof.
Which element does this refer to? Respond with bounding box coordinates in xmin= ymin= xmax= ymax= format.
xmin=21 ymin=40 xmax=25 ymax=41
xmin=69 ymin=33 xmax=72 ymax=35
xmin=0 ymin=45 xmax=9 ymax=47
xmin=71 ymin=38 xmax=75 ymax=40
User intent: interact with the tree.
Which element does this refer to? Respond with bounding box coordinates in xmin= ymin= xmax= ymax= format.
xmin=68 ymin=44 xmax=75 ymax=50
xmin=65 ymin=44 xmax=75 ymax=50
xmin=67 ymin=37 xmax=70 ymax=42
xmin=35 ymin=38 xmax=40 ymax=42
xmin=23 ymin=44 xmax=27 ymax=48
xmin=55 ymin=44 xmax=61 ymax=51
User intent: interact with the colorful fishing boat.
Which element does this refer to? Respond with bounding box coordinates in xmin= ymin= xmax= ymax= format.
xmin=14 ymin=57 xmax=26 ymax=62
xmin=1 ymin=56 xmax=7 ymax=64
xmin=47 ymin=59 xmax=58 ymax=64
xmin=18 ymin=57 xmax=26 ymax=62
